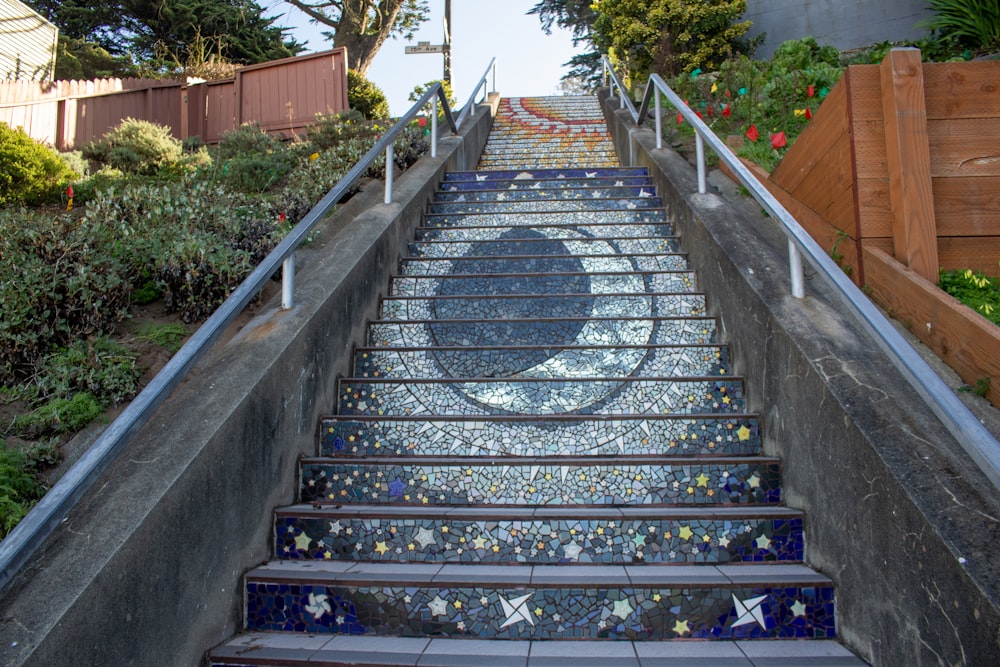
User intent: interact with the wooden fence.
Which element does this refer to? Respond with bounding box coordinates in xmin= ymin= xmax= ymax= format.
xmin=740 ymin=49 xmax=1000 ymax=406
xmin=0 ymin=49 xmax=349 ymax=149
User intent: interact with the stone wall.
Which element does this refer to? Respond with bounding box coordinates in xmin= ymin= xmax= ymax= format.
xmin=745 ymin=0 xmax=933 ymax=57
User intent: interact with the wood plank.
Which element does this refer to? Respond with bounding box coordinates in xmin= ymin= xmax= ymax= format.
xmin=933 ymin=176 xmax=1000 ymax=236
xmin=781 ymin=135 xmax=855 ymax=232
xmin=850 ymin=120 xmax=888 ymax=179
xmin=863 ymin=246 xmax=1000 ymax=407
xmin=923 ymin=61 xmax=1000 ymax=120
xmin=846 ymin=65 xmax=883 ymax=121
xmin=856 ymin=178 xmax=893 ymax=238
xmin=881 ymin=48 xmax=938 ymax=282
xmin=771 ymin=79 xmax=850 ymax=192
xmin=937 ymin=236 xmax=1000 ymax=274
xmin=927 ymin=118 xmax=1000 ymax=178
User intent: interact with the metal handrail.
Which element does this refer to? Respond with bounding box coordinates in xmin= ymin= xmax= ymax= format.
xmin=456 ymin=57 xmax=497 ymax=128
xmin=601 ymin=55 xmax=1000 ymax=493
xmin=0 ymin=58 xmax=497 ymax=592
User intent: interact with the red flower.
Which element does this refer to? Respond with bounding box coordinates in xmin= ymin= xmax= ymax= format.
xmin=746 ymin=124 xmax=759 ymax=142
xmin=417 ymin=116 xmax=427 ymax=127
xmin=770 ymin=131 xmax=787 ymax=149
xmin=676 ymin=112 xmax=684 ymax=125
xmin=722 ymin=104 xmax=731 ymax=119
xmin=805 ymin=108 xmax=813 ymax=120
xmin=807 ymin=85 xmax=815 ymax=98
xmin=66 ymin=185 xmax=74 ymax=199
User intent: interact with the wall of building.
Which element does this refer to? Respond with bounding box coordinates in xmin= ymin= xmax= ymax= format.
xmin=744 ymin=0 xmax=933 ymax=57
xmin=0 ymin=0 xmax=57 ymax=81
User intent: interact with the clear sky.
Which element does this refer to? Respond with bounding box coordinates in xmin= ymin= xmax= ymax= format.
xmin=266 ymin=1 xmax=581 ymax=115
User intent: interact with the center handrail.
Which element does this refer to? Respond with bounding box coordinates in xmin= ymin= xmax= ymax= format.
xmin=600 ymin=55 xmax=1000 ymax=494
xmin=0 ymin=58 xmax=498 ymax=593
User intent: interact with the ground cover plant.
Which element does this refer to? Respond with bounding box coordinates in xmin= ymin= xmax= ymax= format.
xmin=0 ymin=78 xmax=427 ymax=537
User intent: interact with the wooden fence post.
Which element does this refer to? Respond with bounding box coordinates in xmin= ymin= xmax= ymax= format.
xmin=880 ymin=47 xmax=939 ymax=283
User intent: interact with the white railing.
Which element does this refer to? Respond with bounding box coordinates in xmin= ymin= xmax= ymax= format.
xmin=601 ymin=56 xmax=1000 ymax=494
xmin=0 ymin=59 xmax=498 ymax=592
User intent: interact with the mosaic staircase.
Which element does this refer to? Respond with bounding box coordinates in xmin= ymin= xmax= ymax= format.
xmin=210 ymin=97 xmax=863 ymax=665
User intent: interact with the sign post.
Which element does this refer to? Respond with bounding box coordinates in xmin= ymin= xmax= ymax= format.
xmin=404 ymin=0 xmax=452 ymax=88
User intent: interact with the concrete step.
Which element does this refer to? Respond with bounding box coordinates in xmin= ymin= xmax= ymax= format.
xmin=299 ymin=455 xmax=781 ymax=506
xmin=320 ymin=412 xmax=759 ymax=457
xmin=241 ymin=561 xmax=833 ymax=640
xmin=274 ymin=503 xmax=804 ymax=564
xmin=210 ymin=634 xmax=866 ymax=666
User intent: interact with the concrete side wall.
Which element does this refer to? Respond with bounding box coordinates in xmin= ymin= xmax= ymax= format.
xmin=0 ymin=97 xmax=497 ymax=667
xmin=745 ymin=0 xmax=933 ymax=57
xmin=601 ymin=93 xmax=1000 ymax=665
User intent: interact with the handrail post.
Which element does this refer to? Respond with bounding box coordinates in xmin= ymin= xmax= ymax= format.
xmin=281 ymin=254 xmax=295 ymax=309
xmin=789 ymin=240 xmax=805 ymax=298
xmin=431 ymin=95 xmax=438 ymax=158
xmin=384 ymin=143 xmax=394 ymax=204
xmin=695 ymin=133 xmax=706 ymax=194
xmin=654 ymin=92 xmax=662 ymax=150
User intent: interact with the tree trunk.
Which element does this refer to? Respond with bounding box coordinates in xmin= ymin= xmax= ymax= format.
xmin=332 ymin=1 xmax=405 ymax=75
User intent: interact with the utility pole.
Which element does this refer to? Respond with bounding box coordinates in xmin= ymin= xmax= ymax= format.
xmin=443 ymin=0 xmax=452 ymax=88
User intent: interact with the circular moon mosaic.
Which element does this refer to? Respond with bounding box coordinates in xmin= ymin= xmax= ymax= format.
xmin=428 ymin=227 xmax=654 ymax=414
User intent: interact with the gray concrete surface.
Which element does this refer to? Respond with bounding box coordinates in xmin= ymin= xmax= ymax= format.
xmin=602 ymin=91 xmax=1000 ymax=666
xmin=0 ymin=95 xmax=498 ymax=667
xmin=744 ymin=0 xmax=933 ymax=58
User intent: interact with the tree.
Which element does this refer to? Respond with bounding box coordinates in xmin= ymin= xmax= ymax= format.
xmin=529 ymin=0 xmax=602 ymax=88
xmin=592 ymin=0 xmax=751 ymax=83
xmin=283 ymin=0 xmax=430 ymax=75
xmin=26 ymin=0 xmax=303 ymax=71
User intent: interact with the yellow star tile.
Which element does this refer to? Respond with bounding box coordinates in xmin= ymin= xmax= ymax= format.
xmin=696 ymin=473 xmax=710 ymax=487
xmin=737 ymin=425 xmax=752 ymax=441
xmin=673 ymin=619 xmax=691 ymax=636
xmin=374 ymin=541 xmax=389 ymax=555
xmin=678 ymin=525 xmax=694 ymax=541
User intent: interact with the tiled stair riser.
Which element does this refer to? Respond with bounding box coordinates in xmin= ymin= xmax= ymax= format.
xmin=299 ymin=459 xmax=781 ymax=506
xmin=428 ymin=198 xmax=663 ymax=214
xmin=440 ymin=177 xmax=653 ymax=191
xmin=434 ymin=186 xmax=659 ymax=202
xmin=320 ymin=414 xmax=759 ymax=458
xmin=401 ymin=254 xmax=689 ymax=274
xmin=444 ymin=167 xmax=647 ymax=182
xmin=245 ymin=569 xmax=835 ymax=640
xmin=422 ymin=211 xmax=668 ymax=231
xmin=276 ymin=510 xmax=804 ymax=564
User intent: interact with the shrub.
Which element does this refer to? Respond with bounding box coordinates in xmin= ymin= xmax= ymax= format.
xmin=348 ymin=69 xmax=390 ymax=119
xmin=82 ymin=118 xmax=183 ymax=176
xmin=0 ymin=123 xmax=79 ymax=206
xmin=35 ymin=337 xmax=140 ymax=406
xmin=308 ymin=110 xmax=379 ymax=150
xmin=0 ymin=441 xmax=57 ymax=538
xmin=0 ymin=209 xmax=131 ymax=381
xmin=11 ymin=392 xmax=104 ymax=438
xmin=213 ymin=123 xmax=295 ymax=192
xmin=922 ymin=0 xmax=1000 ymax=54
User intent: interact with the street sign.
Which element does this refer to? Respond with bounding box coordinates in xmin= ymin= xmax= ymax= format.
xmin=405 ymin=41 xmax=446 ymax=54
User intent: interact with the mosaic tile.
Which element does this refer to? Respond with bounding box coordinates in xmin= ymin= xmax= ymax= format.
xmin=369 ymin=292 xmax=714 ymax=324
xmin=388 ymin=271 xmax=695 ymax=299
xmin=299 ymin=459 xmax=781 ymax=506
xmin=428 ymin=197 xmax=663 ymax=215
xmin=227 ymin=96 xmax=843 ymax=660
xmin=423 ymin=209 xmax=666 ymax=230
xmin=444 ymin=167 xmax=648 ymax=182
xmin=440 ymin=177 xmax=653 ymax=192
xmin=245 ymin=578 xmax=834 ymax=640
xmin=434 ymin=186 xmax=659 ymax=203
xmin=275 ymin=511 xmax=804 ymax=564
xmin=320 ymin=414 xmax=759 ymax=457
xmin=336 ymin=377 xmax=745 ymax=417
xmin=409 ymin=236 xmax=680 ymax=259
xmin=352 ymin=344 xmax=729 ymax=380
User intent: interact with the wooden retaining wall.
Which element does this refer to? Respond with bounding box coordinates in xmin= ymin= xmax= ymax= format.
xmin=747 ymin=49 xmax=1000 ymax=406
